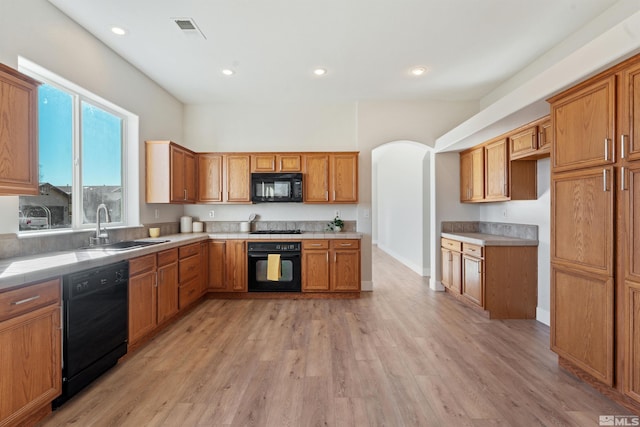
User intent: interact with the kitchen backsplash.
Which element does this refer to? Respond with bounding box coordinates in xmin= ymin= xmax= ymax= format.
xmin=441 ymin=221 xmax=538 ymax=241
xmin=0 ymin=222 xmax=179 ymax=260
xmin=206 ymin=220 xmax=356 ymax=233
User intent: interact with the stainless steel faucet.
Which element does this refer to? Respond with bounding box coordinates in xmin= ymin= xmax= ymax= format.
xmin=90 ymin=204 xmax=110 ymax=246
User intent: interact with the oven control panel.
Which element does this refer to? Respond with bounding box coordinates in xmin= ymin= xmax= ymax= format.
xmin=247 ymin=242 xmax=301 ymax=252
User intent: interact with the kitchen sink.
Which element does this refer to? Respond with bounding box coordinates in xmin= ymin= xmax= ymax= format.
xmin=79 ymin=239 xmax=170 ymax=251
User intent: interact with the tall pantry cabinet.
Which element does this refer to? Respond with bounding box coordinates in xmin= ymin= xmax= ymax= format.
xmin=549 ymin=53 xmax=640 ymax=405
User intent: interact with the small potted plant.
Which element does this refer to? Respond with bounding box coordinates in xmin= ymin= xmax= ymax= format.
xmin=328 ymin=216 xmax=344 ymax=232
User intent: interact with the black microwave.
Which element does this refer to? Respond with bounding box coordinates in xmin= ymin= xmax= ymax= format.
xmin=251 ymin=173 xmax=303 ymax=203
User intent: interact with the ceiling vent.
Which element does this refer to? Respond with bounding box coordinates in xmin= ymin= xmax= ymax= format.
xmin=173 ymin=18 xmax=206 ymax=39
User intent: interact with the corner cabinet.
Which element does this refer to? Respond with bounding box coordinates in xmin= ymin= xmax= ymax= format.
xmin=0 ymin=63 xmax=40 ymax=196
xmin=146 ymin=141 xmax=196 ymax=204
xmin=0 ymin=278 xmax=61 ymax=427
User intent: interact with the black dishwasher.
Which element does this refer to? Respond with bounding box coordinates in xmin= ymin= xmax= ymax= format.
xmin=53 ymin=261 xmax=129 ymax=408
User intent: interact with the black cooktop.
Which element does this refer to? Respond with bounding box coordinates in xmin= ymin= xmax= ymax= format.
xmin=249 ymin=229 xmax=302 ymax=235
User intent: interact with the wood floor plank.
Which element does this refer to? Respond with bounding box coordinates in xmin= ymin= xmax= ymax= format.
xmin=38 ymin=246 xmax=636 ymax=427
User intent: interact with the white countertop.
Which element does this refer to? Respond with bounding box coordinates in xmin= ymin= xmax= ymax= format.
xmin=441 ymin=232 xmax=538 ymax=247
xmin=0 ymin=231 xmax=362 ymax=291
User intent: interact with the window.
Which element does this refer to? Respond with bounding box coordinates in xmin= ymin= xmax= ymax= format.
xmin=18 ymin=59 xmax=139 ymax=233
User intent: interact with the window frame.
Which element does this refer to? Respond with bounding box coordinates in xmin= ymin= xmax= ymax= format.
xmin=17 ymin=57 xmax=140 ymax=235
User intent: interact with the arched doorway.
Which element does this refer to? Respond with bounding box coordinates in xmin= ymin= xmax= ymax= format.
xmin=372 ymin=141 xmax=432 ymax=276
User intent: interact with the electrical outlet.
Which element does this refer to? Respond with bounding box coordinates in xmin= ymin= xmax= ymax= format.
xmin=208 ymin=210 xmax=215 ymax=218
xmin=502 ymin=208 xmax=508 ymax=218
xmin=363 ymin=209 xmax=370 ymax=219
xmin=154 ymin=209 xmax=159 ymax=219
xmin=334 ymin=210 xmax=340 ymax=218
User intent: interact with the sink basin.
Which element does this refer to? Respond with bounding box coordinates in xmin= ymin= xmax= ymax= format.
xmin=80 ymin=239 xmax=170 ymax=251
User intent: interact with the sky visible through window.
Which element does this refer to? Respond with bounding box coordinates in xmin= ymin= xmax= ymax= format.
xmin=39 ymin=84 xmax=122 ymax=186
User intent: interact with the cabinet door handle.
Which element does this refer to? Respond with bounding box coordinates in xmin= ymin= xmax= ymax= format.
xmin=604 ymin=138 xmax=611 ymax=161
xmin=184 ymin=189 xmax=187 ymax=200
xmin=279 ymin=159 xmax=283 ymax=171
xmin=310 ymin=243 xmax=322 ymax=247
xmin=477 ymin=262 xmax=482 ymax=274
xmin=538 ymin=132 xmax=543 ymax=146
xmin=11 ymin=295 xmax=40 ymax=305
xmin=155 ymin=272 xmax=158 ymax=287
xmin=325 ymin=191 xmax=328 ymax=200
xmin=622 ymin=167 xmax=627 ymax=191
xmin=603 ymin=169 xmax=609 ymax=192
xmin=448 ymin=251 xmax=452 ymax=261
xmin=340 ymin=243 xmax=352 ymax=247
xmin=622 ymin=135 xmax=628 ymax=159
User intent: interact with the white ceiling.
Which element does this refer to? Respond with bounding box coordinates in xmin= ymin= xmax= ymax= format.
xmin=48 ymin=0 xmax=620 ymax=105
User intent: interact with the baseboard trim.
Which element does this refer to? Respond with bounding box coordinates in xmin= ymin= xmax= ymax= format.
xmin=361 ymin=280 xmax=373 ymax=291
xmin=377 ymin=243 xmax=426 ymax=277
xmin=536 ymin=307 xmax=550 ymax=326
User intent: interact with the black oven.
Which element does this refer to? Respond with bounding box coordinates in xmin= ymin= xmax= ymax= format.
xmin=251 ymin=173 xmax=303 ymax=203
xmin=247 ymin=241 xmax=301 ymax=292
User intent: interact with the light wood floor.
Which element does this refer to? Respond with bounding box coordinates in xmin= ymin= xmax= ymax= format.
xmin=39 ymin=246 xmax=633 ymax=427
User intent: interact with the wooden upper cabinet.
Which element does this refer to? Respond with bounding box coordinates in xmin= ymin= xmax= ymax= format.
xmin=460 ymin=147 xmax=484 ymax=202
xmin=197 ymin=153 xmax=223 ymax=202
xmin=538 ymin=118 xmax=552 ymax=153
xmin=550 ymin=75 xmax=616 ymax=172
xmin=484 ymin=139 xmax=509 ymax=201
xmin=278 ymin=154 xmax=302 ymax=172
xmin=509 ymin=126 xmax=537 ymax=160
xmin=146 ymin=141 xmax=196 ymax=204
xmin=225 ymin=154 xmax=251 ymax=203
xmin=251 ymin=153 xmax=302 ymax=172
xmin=621 ymin=61 xmax=640 ymax=162
xmin=331 ymin=153 xmax=358 ymax=203
xmin=251 ymin=154 xmax=277 ymax=172
xmin=304 ymin=152 xmax=358 ymax=204
xmin=304 ymin=154 xmax=330 ymax=202
xmin=0 ymin=63 xmax=40 ymax=196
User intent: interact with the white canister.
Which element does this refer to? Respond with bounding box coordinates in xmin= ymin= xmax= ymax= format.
xmin=240 ymin=222 xmax=250 ymax=232
xmin=180 ymin=216 xmax=193 ymax=233
xmin=192 ymin=221 xmax=203 ymax=233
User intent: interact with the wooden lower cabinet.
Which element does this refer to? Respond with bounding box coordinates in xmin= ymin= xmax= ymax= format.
xmin=129 ymin=243 xmax=202 ymax=346
xmin=0 ymin=279 xmax=61 ymax=427
xmin=625 ymin=281 xmax=640 ymax=400
xmin=551 ymin=265 xmax=614 ymax=385
xmin=226 ymin=240 xmax=247 ymax=292
xmin=302 ymin=241 xmax=330 ymax=291
xmin=462 ymin=254 xmax=483 ymax=306
xmin=441 ymin=247 xmax=462 ymax=293
xmin=179 ymin=243 xmax=203 ymax=308
xmin=208 ymin=240 xmax=227 ymax=291
xmin=440 ymin=237 xmax=537 ymax=319
xmin=301 ymin=240 xmax=360 ymax=292
xmin=129 ymin=254 xmax=157 ymax=345
xmin=156 ymin=249 xmax=179 ymax=326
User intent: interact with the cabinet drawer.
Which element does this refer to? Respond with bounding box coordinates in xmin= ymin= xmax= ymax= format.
xmin=330 ymin=240 xmax=360 ymax=250
xmin=462 ymin=243 xmax=483 ymax=257
xmin=179 ymin=255 xmax=201 ymax=282
xmin=303 ymin=240 xmax=329 ymax=250
xmin=179 ymin=277 xmax=200 ymax=309
xmin=158 ymin=248 xmax=178 ymax=267
xmin=130 ymin=254 xmax=157 ymax=276
xmin=179 ymin=243 xmax=200 ymax=259
xmin=441 ymin=238 xmax=461 ymax=251
xmin=0 ymin=278 xmax=60 ymax=321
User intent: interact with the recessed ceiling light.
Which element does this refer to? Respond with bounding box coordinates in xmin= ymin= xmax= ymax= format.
xmin=221 ymin=69 xmax=234 ymax=76
xmin=313 ymin=68 xmax=327 ymax=76
xmin=111 ymin=27 xmax=127 ymax=36
xmin=410 ymin=66 xmax=428 ymax=76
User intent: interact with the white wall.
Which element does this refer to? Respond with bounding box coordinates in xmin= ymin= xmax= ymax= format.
xmin=0 ymin=0 xmax=185 ymax=234
xmin=372 ymin=141 xmax=430 ymax=276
